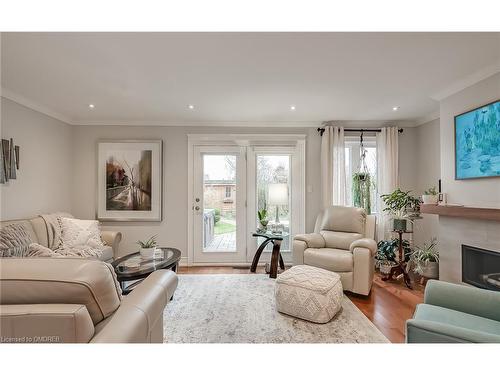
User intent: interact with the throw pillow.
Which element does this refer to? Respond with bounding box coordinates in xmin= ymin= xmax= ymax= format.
xmin=59 ymin=217 xmax=105 ymax=249
xmin=27 ymin=243 xmax=61 ymax=257
xmin=0 ymin=223 xmax=33 ymax=257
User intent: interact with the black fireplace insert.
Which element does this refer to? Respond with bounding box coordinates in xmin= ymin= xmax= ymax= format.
xmin=462 ymin=244 xmax=500 ymax=291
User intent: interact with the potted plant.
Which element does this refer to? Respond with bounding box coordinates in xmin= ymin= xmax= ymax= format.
xmin=380 ymin=188 xmax=421 ymax=232
xmin=422 ymin=186 xmax=439 ymax=205
xmin=410 ymin=238 xmax=439 ymax=279
xmin=257 ymin=208 xmax=269 ymax=232
xmin=376 ymin=239 xmax=412 ymax=274
xmin=352 ymin=172 xmax=372 ymax=214
xmin=137 ymin=235 xmax=158 ymax=259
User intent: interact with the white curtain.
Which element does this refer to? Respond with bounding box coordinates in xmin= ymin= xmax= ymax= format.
xmin=376 ymin=127 xmax=399 ymax=241
xmin=321 ymin=125 xmax=347 ymax=208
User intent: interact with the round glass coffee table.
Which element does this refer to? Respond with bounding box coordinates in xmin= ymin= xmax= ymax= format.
xmin=112 ymin=247 xmax=181 ymax=294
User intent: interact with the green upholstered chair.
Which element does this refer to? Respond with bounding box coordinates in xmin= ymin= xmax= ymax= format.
xmin=406 ymin=280 xmax=500 ymax=343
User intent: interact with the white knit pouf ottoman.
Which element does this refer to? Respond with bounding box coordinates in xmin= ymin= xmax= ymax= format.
xmin=275 ymin=265 xmax=343 ymax=323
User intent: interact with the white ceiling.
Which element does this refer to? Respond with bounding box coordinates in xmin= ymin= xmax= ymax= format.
xmin=1 ymin=32 xmax=499 ymax=126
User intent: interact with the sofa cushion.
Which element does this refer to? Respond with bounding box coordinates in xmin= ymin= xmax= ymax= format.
xmin=320 ymin=231 xmax=363 ymax=250
xmin=414 ymin=303 xmax=500 ymax=336
xmin=316 ymin=205 xmax=366 ymax=234
xmin=0 ymin=258 xmax=122 ymax=325
xmin=304 ymin=248 xmax=353 ymax=272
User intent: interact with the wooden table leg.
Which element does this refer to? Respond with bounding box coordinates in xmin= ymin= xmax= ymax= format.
xmin=269 ymin=239 xmax=282 ymax=279
xmin=250 ymin=238 xmax=273 ymax=272
xmin=279 ymin=253 xmax=285 ymax=270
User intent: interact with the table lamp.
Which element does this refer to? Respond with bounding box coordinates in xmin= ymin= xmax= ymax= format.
xmin=268 ymin=183 xmax=288 ymax=233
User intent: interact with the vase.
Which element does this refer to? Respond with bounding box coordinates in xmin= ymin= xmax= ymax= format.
xmin=258 ymin=221 xmax=268 ymax=232
xmin=140 ymin=247 xmax=155 ymax=260
xmin=380 ymin=263 xmax=395 ymax=275
xmin=422 ymin=195 xmax=438 ymax=205
xmin=420 ymin=261 xmax=439 ymax=279
xmin=393 ymin=218 xmax=407 ymax=232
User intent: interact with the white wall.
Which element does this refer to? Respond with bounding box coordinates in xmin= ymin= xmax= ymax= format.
xmin=437 ymin=73 xmax=500 ymax=282
xmin=440 ymin=72 xmax=500 ymax=208
xmin=413 ymin=118 xmax=441 ymax=247
xmin=398 ymin=127 xmax=418 ymax=192
xmin=71 ymin=125 xmax=322 ymax=258
xmin=0 ymin=98 xmax=73 ymax=220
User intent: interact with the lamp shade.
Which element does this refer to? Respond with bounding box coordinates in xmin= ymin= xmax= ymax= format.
xmin=268 ymin=183 xmax=289 ymax=206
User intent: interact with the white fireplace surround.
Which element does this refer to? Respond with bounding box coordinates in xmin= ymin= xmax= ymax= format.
xmin=438 ymin=217 xmax=500 ymax=284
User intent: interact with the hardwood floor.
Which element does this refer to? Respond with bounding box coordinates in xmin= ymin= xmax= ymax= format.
xmin=178 ymin=266 xmax=424 ymax=343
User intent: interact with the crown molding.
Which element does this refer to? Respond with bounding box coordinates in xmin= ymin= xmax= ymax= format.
xmin=414 ymin=110 xmax=440 ymax=127
xmin=430 ymin=62 xmax=500 ymax=101
xmin=1 ymin=88 xmax=74 ymax=124
xmin=69 ymin=119 xmax=322 ymax=127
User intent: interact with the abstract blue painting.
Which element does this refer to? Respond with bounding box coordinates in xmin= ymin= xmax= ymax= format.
xmin=455 ymin=100 xmax=500 ymax=179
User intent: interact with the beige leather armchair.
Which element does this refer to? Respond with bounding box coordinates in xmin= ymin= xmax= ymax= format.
xmin=0 ymin=258 xmax=178 ymax=343
xmin=293 ymin=206 xmax=377 ymax=296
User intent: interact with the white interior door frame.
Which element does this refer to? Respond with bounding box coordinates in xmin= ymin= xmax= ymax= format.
xmin=187 ymin=134 xmax=306 ymax=266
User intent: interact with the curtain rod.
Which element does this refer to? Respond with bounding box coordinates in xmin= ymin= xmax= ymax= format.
xmin=317 ymin=127 xmax=404 ymax=136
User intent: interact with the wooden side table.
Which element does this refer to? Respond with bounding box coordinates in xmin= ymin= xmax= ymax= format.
xmin=381 ymin=230 xmax=412 ymax=289
xmin=250 ymin=231 xmax=288 ymax=278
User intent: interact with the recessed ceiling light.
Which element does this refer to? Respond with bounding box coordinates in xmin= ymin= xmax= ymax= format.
xmin=392 ymin=106 xmax=399 ymax=111
xmin=290 ymin=105 xmax=296 ymax=111
xmin=188 ymin=104 xmax=195 ymax=110
xmin=88 ymin=104 xmax=95 ymax=109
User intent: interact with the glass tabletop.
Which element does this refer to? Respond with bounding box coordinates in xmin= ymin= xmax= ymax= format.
xmin=252 ymin=231 xmax=289 ymax=240
xmin=113 ymin=247 xmax=181 ymax=278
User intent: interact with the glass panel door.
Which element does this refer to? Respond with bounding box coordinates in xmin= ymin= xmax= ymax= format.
xmin=246 ymin=146 xmax=302 ymax=265
xmin=193 ymin=146 xmax=246 ymax=263
xmin=203 ymin=154 xmax=237 ymax=252
xmin=256 ymin=154 xmax=291 ymax=251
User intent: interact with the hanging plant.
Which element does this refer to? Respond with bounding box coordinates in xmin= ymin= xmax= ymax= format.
xmin=352 ymin=172 xmax=371 ymax=214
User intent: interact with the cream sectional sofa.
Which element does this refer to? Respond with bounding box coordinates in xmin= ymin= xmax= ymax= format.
xmin=1 ymin=216 xmax=122 ymax=262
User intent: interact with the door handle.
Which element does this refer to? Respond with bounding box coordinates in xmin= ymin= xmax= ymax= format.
xmin=195 ymin=206 xmax=200 ymax=211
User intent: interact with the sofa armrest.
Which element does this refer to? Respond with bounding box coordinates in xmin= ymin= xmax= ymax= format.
xmin=101 ymin=231 xmax=122 ymax=257
xmin=349 ymin=238 xmax=377 ymax=256
xmin=424 ymin=280 xmax=500 ymax=322
xmin=0 ymin=304 xmax=94 ymax=343
xmin=406 ymin=318 xmax=500 ymax=343
xmin=293 ymin=233 xmax=325 ymax=248
xmin=90 ymin=269 xmax=178 ymax=343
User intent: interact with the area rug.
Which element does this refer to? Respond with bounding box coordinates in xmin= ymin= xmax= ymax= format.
xmin=163 ymin=274 xmax=389 ymax=343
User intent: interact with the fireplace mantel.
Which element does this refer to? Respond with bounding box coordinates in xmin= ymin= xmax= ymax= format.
xmin=420 ymin=204 xmax=500 ymax=222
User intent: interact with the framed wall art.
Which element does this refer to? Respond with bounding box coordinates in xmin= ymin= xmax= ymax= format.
xmin=97 ymin=140 xmax=163 ymax=221
xmin=455 ymin=100 xmax=500 ymax=180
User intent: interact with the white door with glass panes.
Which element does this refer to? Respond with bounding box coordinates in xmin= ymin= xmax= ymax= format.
xmin=191 ymin=140 xmax=305 ymax=264
xmin=192 ymin=146 xmax=247 ymax=263
xmin=246 ymin=146 xmax=303 ymax=264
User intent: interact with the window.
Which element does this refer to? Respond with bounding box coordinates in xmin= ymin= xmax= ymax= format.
xmin=225 ymin=186 xmax=232 ymax=198
xmin=344 ymin=136 xmax=378 ymax=214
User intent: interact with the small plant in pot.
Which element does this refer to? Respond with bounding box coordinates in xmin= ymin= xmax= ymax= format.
xmin=422 ymin=186 xmax=439 ymax=205
xmin=137 ymin=235 xmax=158 ymax=260
xmin=410 ymin=238 xmax=439 ymax=279
xmin=376 ymin=239 xmax=412 ymax=274
xmin=381 ymin=188 xmax=421 ymax=232
xmin=257 ymin=208 xmax=269 ymax=232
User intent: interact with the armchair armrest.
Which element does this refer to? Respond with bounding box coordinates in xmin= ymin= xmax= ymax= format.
xmin=101 ymin=231 xmax=122 ymax=257
xmin=349 ymin=238 xmax=377 ymax=256
xmin=293 ymin=233 xmax=325 ymax=248
xmin=406 ymin=318 xmax=500 ymax=343
xmin=424 ymin=280 xmax=500 ymax=322
xmin=0 ymin=304 xmax=94 ymax=343
xmin=90 ymin=269 xmax=178 ymax=343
